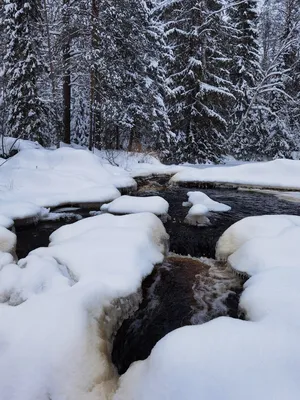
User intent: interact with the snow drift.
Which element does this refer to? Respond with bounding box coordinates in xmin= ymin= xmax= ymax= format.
xmin=171 ymin=159 xmax=300 ymax=190
xmin=0 ymin=147 xmax=136 ymax=212
xmin=0 ymin=212 xmax=168 ymax=400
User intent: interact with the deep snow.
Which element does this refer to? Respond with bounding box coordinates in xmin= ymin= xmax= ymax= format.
xmin=171 ymin=159 xmax=300 ymax=190
xmin=0 ymin=212 xmax=168 ymax=400
xmin=113 ymin=215 xmax=300 ymax=400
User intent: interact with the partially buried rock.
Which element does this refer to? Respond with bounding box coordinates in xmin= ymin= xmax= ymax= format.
xmin=184 ymin=204 xmax=211 ymax=226
xmin=101 ymin=195 xmax=169 ymax=219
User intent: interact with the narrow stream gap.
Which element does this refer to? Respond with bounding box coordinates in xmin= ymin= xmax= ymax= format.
xmin=13 ymin=177 xmax=300 ymax=377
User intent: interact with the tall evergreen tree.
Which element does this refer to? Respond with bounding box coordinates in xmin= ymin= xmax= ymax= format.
xmin=227 ymin=0 xmax=263 ymax=159
xmin=158 ymin=0 xmax=234 ymax=163
xmin=3 ymin=0 xmax=48 ymax=144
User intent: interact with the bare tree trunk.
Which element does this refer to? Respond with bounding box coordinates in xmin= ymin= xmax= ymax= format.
xmin=89 ymin=0 xmax=99 ymax=151
xmin=128 ymin=125 xmax=135 ymax=151
xmin=115 ymin=125 xmax=120 ymax=149
xmin=43 ymin=0 xmax=61 ymax=146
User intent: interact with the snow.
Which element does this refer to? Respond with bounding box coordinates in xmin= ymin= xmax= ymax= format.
xmin=0 ymin=215 xmax=14 ymax=229
xmin=0 ymin=200 xmax=49 ymax=221
xmin=187 ymin=203 xmax=208 ymax=215
xmin=113 ymin=214 xmax=300 ymax=400
xmin=114 ymin=318 xmax=300 ymax=400
xmin=93 ymin=148 xmax=184 ymax=178
xmin=49 ymin=213 xmax=169 ymax=257
xmin=0 ymin=212 xmax=168 ymax=400
xmin=171 ymin=159 xmax=300 ymax=190
xmin=0 ymin=226 xmax=16 ymax=254
xmin=185 ymin=191 xmax=231 ymax=212
xmin=228 ymin=223 xmax=300 ymax=276
xmin=0 ymin=147 xmax=136 ymax=213
xmin=216 ymin=214 xmax=300 ymax=261
xmin=101 ymin=196 xmax=169 ymax=216
xmin=184 ymin=204 xmax=210 ymax=226
xmin=0 ymin=136 xmax=42 ymax=155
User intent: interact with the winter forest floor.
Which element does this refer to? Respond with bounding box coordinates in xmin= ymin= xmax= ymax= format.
xmin=1 ymin=139 xmax=300 ymax=399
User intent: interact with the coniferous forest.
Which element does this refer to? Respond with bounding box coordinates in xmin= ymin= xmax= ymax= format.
xmin=0 ymin=0 xmax=299 ymax=163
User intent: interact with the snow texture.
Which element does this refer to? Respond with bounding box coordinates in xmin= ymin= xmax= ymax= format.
xmin=171 ymin=159 xmax=300 ymax=190
xmin=94 ymin=148 xmax=184 ymax=178
xmin=184 ymin=204 xmax=210 ymax=226
xmin=0 ymin=213 xmax=168 ymax=400
xmin=101 ymin=196 xmax=169 ymax=216
xmin=185 ymin=191 xmax=231 ymax=212
xmin=0 ymin=136 xmax=42 ymax=155
xmin=113 ymin=215 xmax=300 ymax=400
xmin=0 ymin=147 xmax=136 ymax=213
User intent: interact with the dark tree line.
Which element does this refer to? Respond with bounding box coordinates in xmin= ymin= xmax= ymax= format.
xmin=0 ymin=0 xmax=299 ymax=162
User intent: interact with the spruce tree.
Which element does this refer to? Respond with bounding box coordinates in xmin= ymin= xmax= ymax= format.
xmin=158 ymin=0 xmax=234 ymax=163
xmin=3 ymin=0 xmax=47 ymax=144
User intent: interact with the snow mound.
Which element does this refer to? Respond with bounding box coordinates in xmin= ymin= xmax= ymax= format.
xmin=184 ymin=204 xmax=210 ymax=226
xmin=0 ymin=200 xmax=49 ymax=221
xmin=228 ymin=225 xmax=300 ymax=276
xmin=114 ymin=318 xmax=300 ymax=400
xmin=49 ymin=213 xmax=169 ymax=256
xmin=171 ymin=159 xmax=300 ymax=190
xmin=101 ymin=196 xmax=169 ymax=216
xmin=216 ymin=215 xmax=300 ymax=261
xmin=0 ymin=136 xmax=42 ymax=155
xmin=0 ymin=226 xmax=16 ymax=254
xmin=185 ymin=191 xmax=231 ymax=212
xmin=0 ymin=215 xmax=14 ymax=229
xmin=114 ymin=214 xmax=300 ymax=400
xmin=0 ymin=213 xmax=168 ymax=400
xmin=95 ymin=148 xmax=184 ymax=178
xmin=0 ymin=147 xmax=136 ymax=211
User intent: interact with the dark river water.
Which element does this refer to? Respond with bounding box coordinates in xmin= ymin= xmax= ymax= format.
xmin=14 ymin=181 xmax=300 ymax=375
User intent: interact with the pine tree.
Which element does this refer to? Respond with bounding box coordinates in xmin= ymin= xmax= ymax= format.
xmin=3 ymin=0 xmax=48 ymax=144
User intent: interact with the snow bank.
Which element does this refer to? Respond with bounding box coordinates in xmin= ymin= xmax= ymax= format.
xmin=185 ymin=191 xmax=231 ymax=212
xmin=0 ymin=200 xmax=49 ymax=222
xmin=184 ymin=204 xmax=210 ymax=226
xmin=101 ymin=196 xmax=169 ymax=217
xmin=94 ymin=148 xmax=184 ymax=178
xmin=0 ymin=136 xmax=42 ymax=155
xmin=0 ymin=226 xmax=16 ymax=254
xmin=0 ymin=215 xmax=13 ymax=229
xmin=171 ymin=159 xmax=300 ymax=190
xmin=0 ymin=147 xmax=136 ymax=213
xmin=113 ymin=215 xmax=300 ymax=400
xmin=0 ymin=213 xmax=168 ymax=400
xmin=216 ymin=215 xmax=300 ymax=261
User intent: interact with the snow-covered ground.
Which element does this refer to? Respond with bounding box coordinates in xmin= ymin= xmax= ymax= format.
xmin=114 ymin=215 xmax=300 ymax=400
xmin=0 ymin=212 xmax=168 ymax=400
xmin=2 ymin=137 xmax=300 ymax=399
xmin=171 ymin=159 xmax=300 ymax=190
xmin=0 ymin=147 xmax=136 ymax=218
xmin=0 ymin=136 xmax=42 ymax=155
xmin=101 ymin=195 xmax=169 ymax=217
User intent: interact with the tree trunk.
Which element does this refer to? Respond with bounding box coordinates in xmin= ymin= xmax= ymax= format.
xmin=62 ymin=0 xmax=71 ymax=145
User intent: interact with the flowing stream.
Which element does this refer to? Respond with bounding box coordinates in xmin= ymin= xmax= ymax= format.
xmin=14 ymin=180 xmax=300 ymax=375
